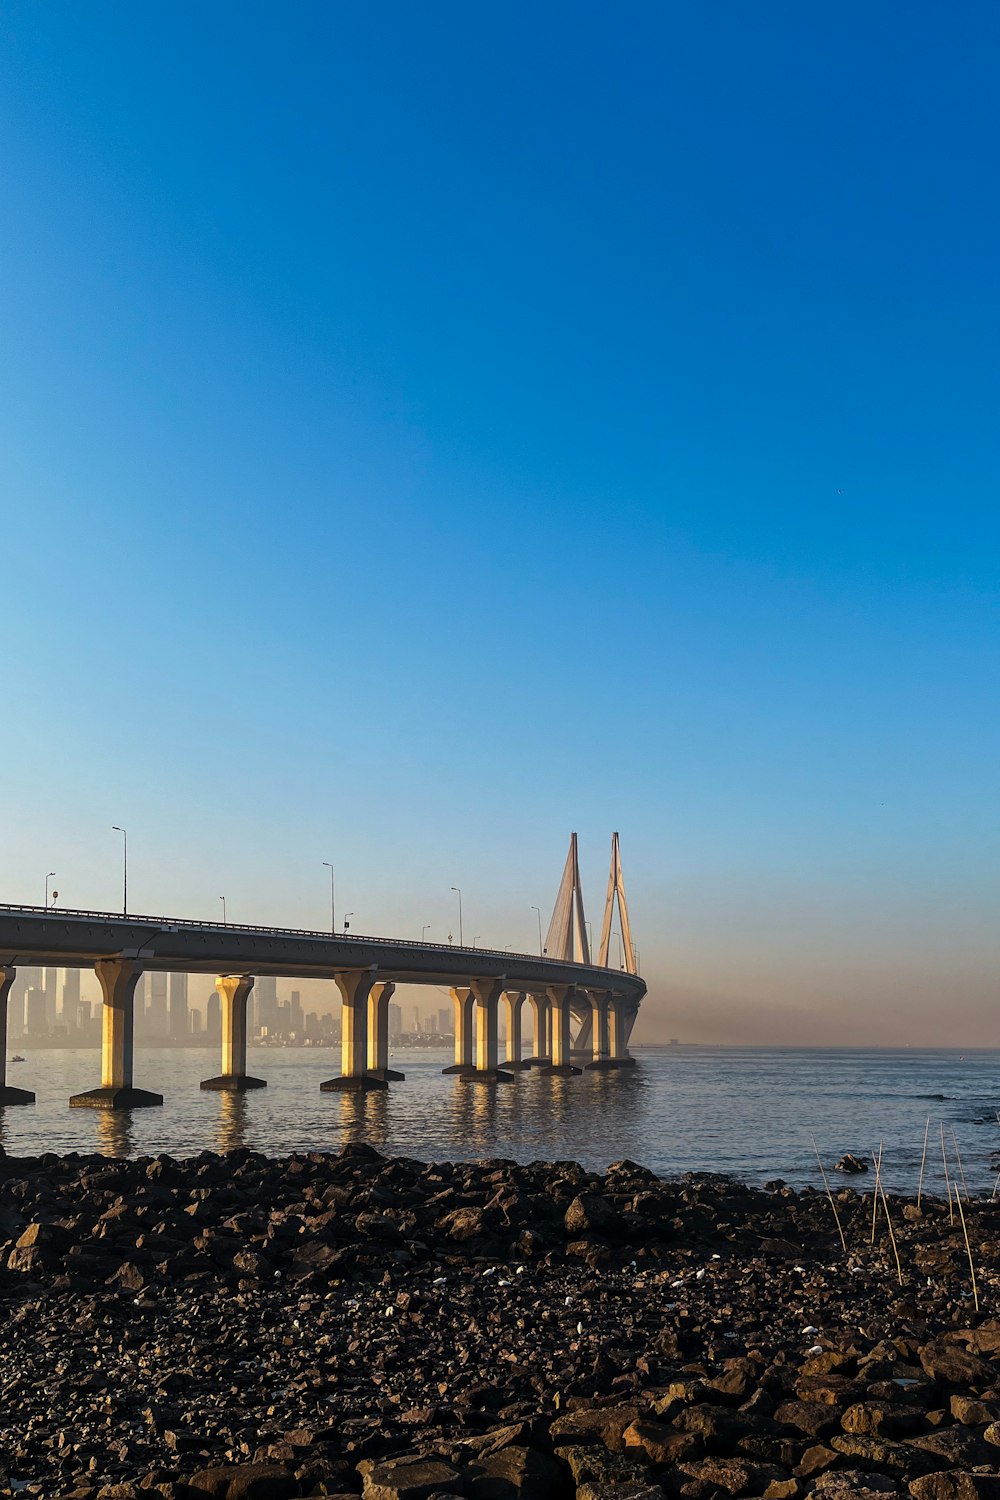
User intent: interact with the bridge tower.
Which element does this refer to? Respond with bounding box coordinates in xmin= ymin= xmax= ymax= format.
xmin=544 ymin=832 xmax=591 ymax=964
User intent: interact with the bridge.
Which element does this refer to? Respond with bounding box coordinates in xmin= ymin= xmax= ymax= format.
xmin=0 ymin=834 xmax=645 ymax=1109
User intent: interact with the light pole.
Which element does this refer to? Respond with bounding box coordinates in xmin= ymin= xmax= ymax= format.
xmin=344 ymin=912 xmax=354 ymax=932
xmin=585 ymin=920 xmax=593 ymax=955
xmin=220 ymin=896 xmax=227 ymax=924
xmin=322 ymin=861 xmax=335 ymax=935
xmin=111 ymin=826 xmax=127 ymax=915
xmin=45 ymin=871 xmax=56 ymax=908
xmin=422 ymin=924 xmax=431 ymax=941
xmin=451 ymin=886 xmax=463 ymax=947
xmin=531 ymin=905 xmax=542 ymax=957
xmin=612 ymin=931 xmax=622 ymax=969
xmin=473 ymin=935 xmax=481 ymax=949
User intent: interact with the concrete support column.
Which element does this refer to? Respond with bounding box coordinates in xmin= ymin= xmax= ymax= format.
xmin=543 ymin=984 xmax=582 ymax=1075
xmin=585 ymin=989 xmax=616 ymax=1069
xmin=607 ymin=995 xmax=636 ymax=1064
xmin=502 ymin=990 xmax=530 ymax=1069
xmin=525 ymin=991 xmax=551 ymax=1065
xmin=367 ymin=981 xmax=404 ymax=1082
xmin=468 ymin=977 xmax=513 ymax=1080
xmin=70 ymin=959 xmax=163 ymax=1109
xmin=201 ymin=975 xmax=266 ymax=1091
xmin=0 ymin=967 xmax=34 ymax=1105
xmin=322 ymin=969 xmax=384 ymax=1091
xmin=443 ymin=986 xmax=475 ymax=1073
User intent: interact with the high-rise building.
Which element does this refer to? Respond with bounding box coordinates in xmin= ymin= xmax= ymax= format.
xmin=147 ymin=973 xmax=169 ymax=1037
xmin=207 ymin=991 xmax=221 ymax=1043
xmin=389 ymin=1003 xmax=403 ymax=1038
xmin=42 ymin=969 xmax=58 ymax=1031
xmin=190 ymin=1008 xmax=203 ymax=1036
xmin=255 ymin=975 xmax=278 ymax=1034
xmin=438 ymin=1008 xmax=452 ymax=1037
xmin=290 ymin=990 xmax=303 ymax=1037
xmin=61 ymin=968 xmax=81 ymax=1025
xmin=25 ymin=988 xmax=48 ymax=1038
xmin=411 ymin=1005 xmax=421 ymax=1034
xmin=169 ymin=973 xmax=189 ymax=1040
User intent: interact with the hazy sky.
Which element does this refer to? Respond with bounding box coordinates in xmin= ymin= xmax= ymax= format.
xmin=2 ymin=3 xmax=998 ymax=1045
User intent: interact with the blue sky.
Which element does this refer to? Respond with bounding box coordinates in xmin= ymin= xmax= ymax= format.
xmin=1 ymin=2 xmax=998 ymax=1042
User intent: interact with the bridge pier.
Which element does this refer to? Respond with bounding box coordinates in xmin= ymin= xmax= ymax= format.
xmin=468 ymin=977 xmax=514 ymax=1081
xmin=70 ymin=959 xmax=163 ymax=1109
xmin=201 ymin=975 xmax=266 ymax=1091
xmin=366 ymin=981 xmax=404 ymax=1082
xmin=608 ymin=996 xmax=636 ymax=1066
xmin=0 ymin=967 xmax=33 ymax=1105
xmin=523 ymin=991 xmax=551 ymax=1067
xmin=502 ymin=990 xmax=530 ymax=1068
xmin=322 ymin=969 xmax=386 ymax=1091
xmin=542 ymin=984 xmax=582 ymax=1075
xmin=585 ymin=989 xmax=617 ymax=1069
xmin=442 ymin=986 xmax=475 ymax=1074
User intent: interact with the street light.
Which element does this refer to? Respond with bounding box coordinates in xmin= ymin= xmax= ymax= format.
xmin=612 ymin=931 xmax=622 ymax=969
xmin=473 ymin=935 xmax=481 ymax=949
xmin=322 ymin=861 xmax=335 ymax=935
xmin=531 ymin=905 xmax=542 ymax=957
xmin=45 ymin=871 xmax=56 ymax=908
xmin=111 ymin=826 xmax=127 ymax=914
xmin=344 ymin=912 xmax=354 ymax=931
xmin=421 ymin=924 xmax=431 ymax=941
xmin=585 ymin=920 xmax=593 ymax=955
xmin=451 ymin=886 xmax=463 ymax=946
xmin=220 ymin=896 xmax=227 ymax=924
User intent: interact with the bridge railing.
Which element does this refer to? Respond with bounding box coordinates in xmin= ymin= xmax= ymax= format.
xmin=0 ymin=902 xmax=631 ymax=973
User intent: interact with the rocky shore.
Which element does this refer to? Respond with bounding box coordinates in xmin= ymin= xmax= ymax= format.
xmin=2 ymin=1144 xmax=1000 ymax=1500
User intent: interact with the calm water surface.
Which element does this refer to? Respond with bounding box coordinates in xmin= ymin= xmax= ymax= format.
xmin=2 ymin=1044 xmax=998 ymax=1194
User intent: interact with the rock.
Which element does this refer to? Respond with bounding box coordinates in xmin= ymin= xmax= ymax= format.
xmin=674 ymin=1458 xmax=788 ymax=1496
xmin=918 ymin=1342 xmax=995 ymax=1387
xmin=830 ymin=1436 xmax=937 ymax=1477
xmin=468 ymin=1445 xmax=563 ymax=1499
xmin=564 ymin=1194 xmax=624 ymax=1238
xmin=840 ymin=1406 xmax=922 ymax=1440
xmin=576 ymin=1486 xmax=665 ymax=1500
xmin=812 ymin=1474 xmax=897 ymax=1499
xmin=555 ymin=1446 xmax=652 ymax=1488
xmin=438 ymin=1209 xmax=485 ymax=1242
xmin=362 ymin=1459 xmax=465 ymax=1500
xmin=549 ymin=1405 xmax=644 ymax=1452
xmin=623 ymin=1420 xmax=700 ymax=1465
xmin=833 ymin=1156 xmax=868 ymax=1174
xmin=909 ymin=1476 xmax=1000 ymax=1500
xmin=908 ymin=1429 xmax=995 ymax=1468
xmin=188 ymin=1464 xmax=299 ymax=1498
xmin=949 ymin=1396 xmax=999 ymax=1426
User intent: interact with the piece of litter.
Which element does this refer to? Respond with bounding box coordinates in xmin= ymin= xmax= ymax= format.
xmin=806 ymin=1344 xmax=823 ymax=1355
xmin=576 ymin=1321 xmax=583 ymax=1334
xmin=802 ymin=1325 xmax=818 ymax=1335
xmin=433 ymin=1277 xmax=447 ymax=1285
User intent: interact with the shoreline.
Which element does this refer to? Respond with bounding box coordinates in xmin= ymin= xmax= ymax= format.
xmin=1 ymin=1146 xmax=1000 ymax=1498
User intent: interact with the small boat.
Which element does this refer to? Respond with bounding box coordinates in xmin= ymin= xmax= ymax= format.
xmin=10 ymin=1055 xmax=25 ymax=1063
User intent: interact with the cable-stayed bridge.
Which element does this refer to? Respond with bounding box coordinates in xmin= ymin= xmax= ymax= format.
xmin=0 ymin=835 xmax=645 ymax=1109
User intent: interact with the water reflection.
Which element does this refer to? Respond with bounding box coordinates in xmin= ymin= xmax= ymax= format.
xmin=95 ymin=1110 xmax=135 ymax=1158
xmin=331 ymin=1087 xmax=391 ymax=1151
xmin=215 ymin=1091 xmax=250 ymax=1153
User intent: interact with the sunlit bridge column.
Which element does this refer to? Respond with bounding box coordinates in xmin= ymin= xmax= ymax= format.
xmin=322 ymin=969 xmax=384 ymax=1092
xmin=502 ymin=990 xmax=530 ymax=1069
xmin=442 ymin=986 xmax=475 ymax=1075
xmin=70 ymin=958 xmax=163 ymax=1109
xmin=607 ymin=995 xmax=636 ymax=1065
xmin=367 ymin=981 xmax=404 ymax=1082
xmin=585 ymin=989 xmax=615 ymax=1069
xmin=0 ymin=966 xmax=34 ymax=1105
xmin=543 ymin=984 xmax=582 ymax=1076
xmin=201 ymin=975 xmax=266 ymax=1091
xmin=468 ymin=977 xmax=514 ymax=1081
xmin=525 ymin=991 xmax=551 ymax=1066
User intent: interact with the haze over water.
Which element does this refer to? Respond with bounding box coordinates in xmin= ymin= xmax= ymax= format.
xmin=3 ymin=1045 xmax=998 ymax=1196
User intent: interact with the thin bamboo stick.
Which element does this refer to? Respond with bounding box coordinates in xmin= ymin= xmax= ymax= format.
xmin=940 ymin=1123 xmax=954 ymax=1226
xmin=953 ymin=1176 xmax=980 ymax=1312
xmin=811 ymin=1133 xmax=847 ymax=1253
xmin=872 ymin=1145 xmax=903 ymax=1287
xmin=870 ymin=1139 xmax=883 ymax=1245
xmin=916 ymin=1115 xmax=930 ymax=1210
xmin=951 ymin=1130 xmax=971 ymax=1204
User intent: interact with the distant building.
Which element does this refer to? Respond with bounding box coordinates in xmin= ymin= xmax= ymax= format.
xmin=169 ymin=973 xmax=189 ymax=1040
xmin=255 ymin=975 xmax=278 ymax=1034
xmin=62 ymin=969 xmax=81 ymax=1025
xmin=25 ymin=988 xmax=48 ymax=1038
xmin=207 ymin=991 xmax=221 ymax=1043
xmin=190 ymin=1008 xmax=203 ymax=1036
xmin=438 ymin=1008 xmax=451 ymax=1036
xmin=147 ymin=973 xmax=169 ymax=1037
xmin=290 ymin=991 xmax=303 ymax=1037
xmin=42 ymin=968 xmax=58 ymax=1031
xmin=389 ymin=1003 xmax=403 ymax=1037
